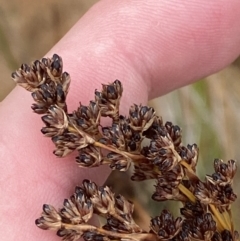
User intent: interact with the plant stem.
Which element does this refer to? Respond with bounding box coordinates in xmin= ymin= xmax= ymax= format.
xmin=63 ymin=223 xmax=157 ymax=241
xmin=222 ymin=210 xmax=232 ymax=231
xmin=94 ymin=141 xmax=144 ymax=160
xmin=209 ymin=204 xmax=227 ymax=231
xmin=178 ymin=183 xmax=196 ymax=203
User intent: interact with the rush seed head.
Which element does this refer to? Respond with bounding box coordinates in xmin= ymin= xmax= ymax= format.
xmin=12 ymin=54 xmax=239 ymax=241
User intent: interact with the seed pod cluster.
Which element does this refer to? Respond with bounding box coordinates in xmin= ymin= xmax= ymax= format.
xmin=12 ymin=54 xmax=70 ymax=113
xmin=36 ymin=180 xmax=141 ymax=241
xmin=13 ymin=55 xmax=239 ymax=241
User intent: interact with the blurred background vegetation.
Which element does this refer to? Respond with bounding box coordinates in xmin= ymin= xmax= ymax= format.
xmin=1 ymin=0 xmax=240 ymax=229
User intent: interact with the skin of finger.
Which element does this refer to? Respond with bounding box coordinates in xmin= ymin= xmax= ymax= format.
xmin=57 ymin=0 xmax=240 ymax=99
xmin=1 ymin=0 xmax=240 ymax=240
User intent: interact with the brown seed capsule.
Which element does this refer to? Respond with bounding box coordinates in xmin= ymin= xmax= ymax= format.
xmin=13 ymin=56 xmax=238 ymax=241
xmin=57 ymin=228 xmax=82 ymax=241
xmin=82 ymin=179 xmax=98 ymax=197
xmin=83 ymin=231 xmax=105 ymax=241
xmin=90 ymin=186 xmax=115 ymax=215
xmin=179 ymin=144 xmax=199 ymax=172
xmin=36 ymin=204 xmax=62 ymax=230
xmin=50 ymin=54 xmax=63 ymax=78
xmin=150 ymin=210 xmax=183 ymax=240
xmin=101 ymin=80 xmax=123 ymax=102
xmin=180 ymin=201 xmax=205 ymax=219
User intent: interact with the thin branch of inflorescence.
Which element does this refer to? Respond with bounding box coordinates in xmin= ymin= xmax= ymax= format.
xmin=12 ymin=54 xmax=239 ymax=241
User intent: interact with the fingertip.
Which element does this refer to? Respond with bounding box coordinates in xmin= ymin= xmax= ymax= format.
xmin=48 ymin=0 xmax=240 ymax=99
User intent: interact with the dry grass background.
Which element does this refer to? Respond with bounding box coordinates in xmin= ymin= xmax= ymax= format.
xmin=1 ymin=0 xmax=240 ymax=229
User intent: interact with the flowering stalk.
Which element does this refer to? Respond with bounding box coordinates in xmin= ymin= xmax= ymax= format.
xmin=12 ymin=54 xmax=239 ymax=241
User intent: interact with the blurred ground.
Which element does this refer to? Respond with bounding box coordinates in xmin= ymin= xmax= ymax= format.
xmin=1 ymin=0 xmax=240 ymax=229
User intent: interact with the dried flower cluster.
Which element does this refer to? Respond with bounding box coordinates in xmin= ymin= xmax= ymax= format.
xmin=12 ymin=54 xmax=239 ymax=241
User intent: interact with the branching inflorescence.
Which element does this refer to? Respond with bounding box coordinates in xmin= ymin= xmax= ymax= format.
xmin=12 ymin=54 xmax=239 ymax=241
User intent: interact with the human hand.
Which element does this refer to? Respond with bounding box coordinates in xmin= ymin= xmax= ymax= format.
xmin=0 ymin=0 xmax=240 ymax=240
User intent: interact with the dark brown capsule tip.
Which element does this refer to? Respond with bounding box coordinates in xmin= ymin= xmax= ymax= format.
xmin=35 ymin=218 xmax=42 ymax=226
xmin=21 ymin=63 xmax=31 ymax=72
xmin=221 ymin=230 xmax=233 ymax=241
xmin=75 ymin=187 xmax=86 ymax=200
xmin=214 ymin=158 xmax=221 ymax=165
xmin=95 ymin=90 xmax=101 ymax=97
xmin=42 ymin=58 xmax=48 ymax=66
xmin=52 ymin=53 xmax=59 ymax=59
xmin=166 ymin=121 xmax=173 ymax=125
xmin=173 ymin=125 xmax=180 ymax=132
xmin=40 ymin=128 xmax=46 ymax=135
xmin=140 ymin=106 xmax=149 ymax=116
xmin=114 ymin=79 xmax=121 ymax=84
xmin=83 ymin=179 xmax=90 ymax=183
xmin=43 ymin=204 xmax=51 ymax=213
xmin=63 ymin=199 xmax=70 ymax=207
xmin=128 ymin=141 xmax=137 ymax=151
xmin=56 ymin=229 xmax=65 ymax=237
xmin=212 ymin=173 xmax=221 ymax=181
xmin=159 ymin=148 xmax=167 ymax=155
xmin=56 ymin=85 xmax=65 ymax=101
xmin=41 ymin=115 xmax=53 ymax=125
xmin=11 ymin=72 xmax=18 ymax=79
xmin=107 ymin=85 xmax=116 ymax=94
xmin=51 ymin=59 xmax=61 ymax=71
xmin=62 ymin=71 xmax=69 ymax=77
xmin=33 ymin=60 xmax=39 ymax=65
